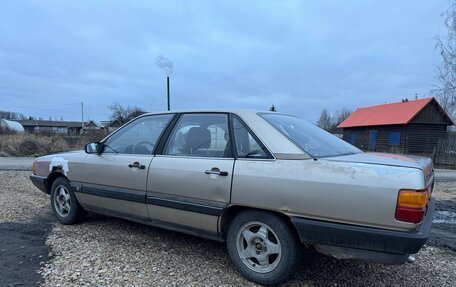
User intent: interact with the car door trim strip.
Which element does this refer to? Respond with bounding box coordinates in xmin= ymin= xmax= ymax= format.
xmin=71 ymin=182 xmax=226 ymax=216
xmin=146 ymin=195 xmax=226 ymax=216
xmin=73 ymin=182 xmax=146 ymax=203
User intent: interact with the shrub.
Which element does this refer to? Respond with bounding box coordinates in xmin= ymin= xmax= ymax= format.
xmin=0 ymin=132 xmax=107 ymax=157
xmin=19 ymin=138 xmax=40 ymax=155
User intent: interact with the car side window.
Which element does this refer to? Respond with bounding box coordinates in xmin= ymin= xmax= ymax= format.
xmin=232 ymin=115 xmax=271 ymax=159
xmin=164 ymin=113 xmax=231 ymax=158
xmin=104 ymin=114 xmax=173 ymax=155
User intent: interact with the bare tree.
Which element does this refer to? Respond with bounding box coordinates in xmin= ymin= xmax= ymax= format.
xmin=316 ymin=109 xmax=332 ymax=131
xmin=333 ymin=108 xmax=351 ymax=127
xmin=0 ymin=111 xmax=27 ymax=120
xmin=108 ymin=102 xmax=146 ymax=126
xmin=316 ymin=108 xmax=351 ymax=132
xmin=434 ymin=1 xmax=456 ymax=118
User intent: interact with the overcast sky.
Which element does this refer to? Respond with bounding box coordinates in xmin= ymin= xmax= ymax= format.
xmin=0 ymin=1 xmax=450 ymax=122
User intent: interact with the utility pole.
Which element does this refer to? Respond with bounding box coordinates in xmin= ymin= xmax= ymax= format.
xmin=167 ymin=76 xmax=170 ymax=111
xmin=81 ymin=101 xmax=84 ymax=129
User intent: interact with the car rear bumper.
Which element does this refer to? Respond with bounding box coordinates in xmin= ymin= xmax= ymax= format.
xmin=291 ymin=198 xmax=435 ymax=262
xmin=30 ymin=175 xmax=47 ymax=193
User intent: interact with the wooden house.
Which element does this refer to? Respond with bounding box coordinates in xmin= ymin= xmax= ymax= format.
xmin=338 ymin=97 xmax=453 ymax=154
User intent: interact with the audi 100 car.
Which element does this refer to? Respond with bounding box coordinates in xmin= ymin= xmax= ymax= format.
xmin=30 ymin=110 xmax=435 ymax=286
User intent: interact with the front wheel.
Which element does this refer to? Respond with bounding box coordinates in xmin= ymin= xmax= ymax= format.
xmin=226 ymin=210 xmax=300 ymax=286
xmin=50 ymin=177 xmax=87 ymax=224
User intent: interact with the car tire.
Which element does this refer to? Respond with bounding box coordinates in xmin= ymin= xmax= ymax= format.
xmin=226 ymin=210 xmax=300 ymax=286
xmin=50 ymin=177 xmax=87 ymax=225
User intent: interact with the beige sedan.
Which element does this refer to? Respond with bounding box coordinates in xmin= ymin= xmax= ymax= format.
xmin=30 ymin=110 xmax=435 ymax=286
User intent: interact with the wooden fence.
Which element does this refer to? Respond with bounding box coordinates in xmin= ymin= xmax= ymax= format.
xmin=433 ymin=134 xmax=456 ymax=167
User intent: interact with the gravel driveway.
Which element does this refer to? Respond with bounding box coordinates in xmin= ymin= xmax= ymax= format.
xmin=1 ymin=170 xmax=456 ymax=286
xmin=0 ymin=171 xmax=52 ymax=287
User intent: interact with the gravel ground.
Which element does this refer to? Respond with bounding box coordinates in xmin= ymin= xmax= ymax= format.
xmin=0 ymin=171 xmax=52 ymax=287
xmin=0 ymin=170 xmax=48 ymax=222
xmin=1 ymin=170 xmax=455 ymax=286
xmin=39 ymin=214 xmax=456 ymax=287
xmin=433 ymin=181 xmax=456 ymax=201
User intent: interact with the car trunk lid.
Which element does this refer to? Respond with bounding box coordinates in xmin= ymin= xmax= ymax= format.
xmin=322 ymin=152 xmax=433 ymax=185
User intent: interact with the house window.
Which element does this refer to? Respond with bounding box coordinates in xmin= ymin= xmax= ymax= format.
xmin=390 ymin=132 xmax=400 ymax=146
xmin=57 ymin=127 xmax=68 ymax=134
xmin=348 ymin=133 xmax=356 ymax=145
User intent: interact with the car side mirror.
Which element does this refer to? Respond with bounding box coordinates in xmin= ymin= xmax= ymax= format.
xmin=85 ymin=142 xmax=103 ymax=154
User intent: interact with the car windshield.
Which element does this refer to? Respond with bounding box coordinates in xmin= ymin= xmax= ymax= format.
xmin=260 ymin=113 xmax=361 ymax=158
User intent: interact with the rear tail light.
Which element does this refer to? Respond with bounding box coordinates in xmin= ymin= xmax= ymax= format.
xmin=32 ymin=162 xmax=36 ymax=175
xmin=395 ymin=189 xmax=430 ymax=223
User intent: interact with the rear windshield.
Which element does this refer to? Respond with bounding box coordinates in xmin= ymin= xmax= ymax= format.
xmin=260 ymin=113 xmax=361 ymax=158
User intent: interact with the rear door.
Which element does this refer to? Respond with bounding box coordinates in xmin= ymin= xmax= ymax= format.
xmin=146 ymin=113 xmax=234 ymax=236
xmin=79 ymin=114 xmax=174 ymax=221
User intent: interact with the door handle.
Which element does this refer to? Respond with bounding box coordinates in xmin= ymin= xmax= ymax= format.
xmin=205 ymin=168 xmax=228 ymax=176
xmin=128 ymin=162 xmax=145 ymax=169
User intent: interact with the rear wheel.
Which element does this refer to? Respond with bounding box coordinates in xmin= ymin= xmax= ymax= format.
xmin=226 ymin=210 xmax=300 ymax=286
xmin=50 ymin=177 xmax=87 ymax=224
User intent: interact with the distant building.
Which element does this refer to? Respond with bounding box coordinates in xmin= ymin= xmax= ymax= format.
xmin=17 ymin=120 xmax=98 ymax=135
xmin=81 ymin=120 xmax=99 ymax=133
xmin=0 ymin=119 xmax=25 ymax=132
xmin=338 ymin=97 xmax=453 ymax=154
xmin=100 ymin=120 xmax=121 ymax=133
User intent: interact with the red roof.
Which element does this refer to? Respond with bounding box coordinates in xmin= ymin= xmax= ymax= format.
xmin=338 ymin=97 xmax=453 ymax=128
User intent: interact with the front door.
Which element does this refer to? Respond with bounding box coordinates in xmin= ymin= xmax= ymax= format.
xmin=80 ymin=114 xmax=174 ymax=221
xmin=147 ymin=113 xmax=234 ymax=236
xmin=369 ymin=130 xmax=377 ymax=151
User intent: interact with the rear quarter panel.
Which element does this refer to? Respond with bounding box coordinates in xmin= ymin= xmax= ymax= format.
xmin=231 ymin=159 xmax=426 ymax=231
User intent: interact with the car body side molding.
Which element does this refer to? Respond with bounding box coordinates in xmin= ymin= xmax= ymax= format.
xmin=73 ymin=182 xmax=146 ymax=203
xmin=70 ymin=181 xmax=227 ymax=217
xmin=146 ymin=194 xmax=226 ymax=216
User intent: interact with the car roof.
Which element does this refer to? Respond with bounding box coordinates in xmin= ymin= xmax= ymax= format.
xmin=142 ymin=109 xmax=275 ymax=117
